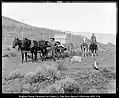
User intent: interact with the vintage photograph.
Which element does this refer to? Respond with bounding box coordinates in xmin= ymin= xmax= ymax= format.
xmin=2 ymin=3 xmax=116 ymax=94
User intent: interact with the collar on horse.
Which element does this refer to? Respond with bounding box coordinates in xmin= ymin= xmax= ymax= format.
xmin=82 ymin=43 xmax=87 ymax=46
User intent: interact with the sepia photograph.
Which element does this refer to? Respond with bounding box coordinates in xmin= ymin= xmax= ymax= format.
xmin=2 ymin=2 xmax=116 ymax=94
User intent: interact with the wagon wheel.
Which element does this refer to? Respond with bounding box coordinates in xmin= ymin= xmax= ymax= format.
xmin=68 ymin=43 xmax=74 ymax=56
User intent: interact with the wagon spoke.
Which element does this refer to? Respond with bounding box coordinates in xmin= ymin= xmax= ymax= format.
xmin=68 ymin=43 xmax=74 ymax=56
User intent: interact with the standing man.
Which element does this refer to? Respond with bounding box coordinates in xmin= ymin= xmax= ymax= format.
xmin=49 ymin=38 xmax=56 ymax=58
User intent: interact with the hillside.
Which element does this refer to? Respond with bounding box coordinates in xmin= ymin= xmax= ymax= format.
xmin=2 ymin=16 xmax=62 ymax=45
xmin=2 ymin=16 xmax=116 ymax=52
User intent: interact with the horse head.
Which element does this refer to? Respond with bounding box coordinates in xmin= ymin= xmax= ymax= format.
xmin=12 ymin=37 xmax=19 ymax=48
xmin=32 ymin=40 xmax=38 ymax=47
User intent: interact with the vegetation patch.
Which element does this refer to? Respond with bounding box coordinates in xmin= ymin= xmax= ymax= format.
xmin=10 ymin=52 xmax=17 ymax=57
xmin=2 ymin=62 xmax=116 ymax=93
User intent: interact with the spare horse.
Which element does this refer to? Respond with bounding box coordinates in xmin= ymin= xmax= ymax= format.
xmin=80 ymin=38 xmax=88 ymax=57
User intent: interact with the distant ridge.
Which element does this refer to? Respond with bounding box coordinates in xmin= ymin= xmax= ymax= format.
xmin=2 ymin=16 xmax=116 ymax=52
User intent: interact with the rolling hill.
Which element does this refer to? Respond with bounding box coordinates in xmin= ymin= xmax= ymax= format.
xmin=2 ymin=16 xmax=116 ymax=52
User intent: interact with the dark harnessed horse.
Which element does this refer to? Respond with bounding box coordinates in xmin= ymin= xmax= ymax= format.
xmin=36 ymin=40 xmax=55 ymax=61
xmin=12 ymin=37 xmax=37 ymax=63
xmin=89 ymin=42 xmax=98 ymax=57
xmin=37 ymin=40 xmax=48 ymax=61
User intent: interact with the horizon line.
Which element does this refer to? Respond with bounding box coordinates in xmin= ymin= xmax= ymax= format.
xmin=2 ymin=15 xmax=116 ymax=36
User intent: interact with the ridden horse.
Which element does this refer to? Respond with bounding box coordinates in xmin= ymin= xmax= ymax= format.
xmin=80 ymin=38 xmax=88 ymax=57
xmin=12 ymin=37 xmax=36 ymax=63
xmin=89 ymin=42 xmax=98 ymax=57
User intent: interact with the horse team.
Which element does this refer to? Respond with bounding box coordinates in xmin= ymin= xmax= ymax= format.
xmin=12 ymin=37 xmax=67 ymax=63
xmin=12 ymin=34 xmax=98 ymax=63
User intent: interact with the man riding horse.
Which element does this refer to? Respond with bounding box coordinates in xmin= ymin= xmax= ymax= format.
xmin=89 ymin=33 xmax=98 ymax=57
xmin=91 ymin=33 xmax=97 ymax=44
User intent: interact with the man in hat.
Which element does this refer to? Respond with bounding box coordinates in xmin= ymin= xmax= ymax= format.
xmin=91 ymin=33 xmax=97 ymax=44
xmin=49 ymin=38 xmax=56 ymax=57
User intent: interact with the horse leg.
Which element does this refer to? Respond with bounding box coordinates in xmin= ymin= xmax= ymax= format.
xmin=85 ymin=52 xmax=86 ymax=57
xmin=39 ymin=52 xmax=42 ymax=60
xmin=35 ymin=52 xmax=37 ymax=62
xmin=25 ymin=52 xmax=27 ymax=62
xmin=44 ymin=49 xmax=47 ymax=61
xmin=34 ymin=47 xmax=37 ymax=62
xmin=96 ymin=49 xmax=98 ymax=56
xmin=84 ymin=48 xmax=85 ymax=58
xmin=95 ymin=49 xmax=97 ymax=56
xmin=85 ymin=51 xmax=86 ymax=57
xmin=91 ymin=50 xmax=93 ymax=57
xmin=21 ymin=52 xmax=24 ymax=63
xmin=93 ymin=49 xmax=95 ymax=56
xmin=52 ymin=49 xmax=56 ymax=61
xmin=18 ymin=46 xmax=19 ymax=51
xmin=31 ymin=52 xmax=34 ymax=62
xmin=41 ymin=50 xmax=44 ymax=62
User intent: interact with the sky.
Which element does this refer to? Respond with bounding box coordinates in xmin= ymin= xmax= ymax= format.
xmin=2 ymin=3 xmax=117 ymax=36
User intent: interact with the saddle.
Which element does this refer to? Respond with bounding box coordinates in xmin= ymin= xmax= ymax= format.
xmin=91 ymin=42 xmax=97 ymax=46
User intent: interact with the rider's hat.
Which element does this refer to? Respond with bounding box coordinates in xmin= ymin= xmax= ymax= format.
xmin=50 ymin=38 xmax=55 ymax=40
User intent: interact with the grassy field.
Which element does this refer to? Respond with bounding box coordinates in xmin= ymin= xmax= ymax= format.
xmin=2 ymin=45 xmax=116 ymax=94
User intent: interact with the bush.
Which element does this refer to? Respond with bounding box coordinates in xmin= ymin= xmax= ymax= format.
xmin=56 ymin=61 xmax=67 ymax=71
xmin=39 ymin=83 xmax=64 ymax=94
xmin=3 ymin=79 xmax=23 ymax=93
xmin=99 ymin=68 xmax=116 ymax=80
xmin=24 ymin=72 xmax=37 ymax=84
xmin=22 ymin=83 xmax=31 ymax=93
xmin=42 ymin=64 xmax=62 ymax=82
xmin=2 ymin=54 xmax=9 ymax=57
xmin=63 ymin=81 xmax=81 ymax=94
xmin=61 ymin=76 xmax=82 ymax=94
xmin=10 ymin=52 xmax=17 ymax=57
xmin=7 ymin=48 xmax=10 ymax=51
xmin=5 ymin=70 xmax=25 ymax=81
xmin=23 ymin=64 xmax=62 ymax=85
xmin=39 ymin=76 xmax=82 ymax=94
